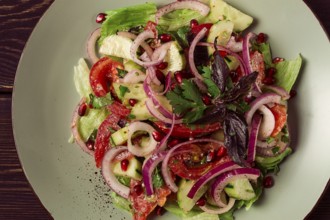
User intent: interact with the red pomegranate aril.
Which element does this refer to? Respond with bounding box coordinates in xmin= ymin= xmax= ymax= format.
xmin=219 ymin=50 xmax=228 ymax=57
xmin=272 ymin=57 xmax=285 ymax=64
xmin=156 ymin=62 xmax=168 ymax=70
xmin=216 ymin=147 xmax=227 ymax=158
xmin=96 ymin=13 xmax=107 ymax=23
xmin=174 ymin=71 xmax=183 ymax=84
xmin=86 ymin=139 xmax=95 ymax=151
xmin=190 ymin=19 xmax=199 ymax=29
xmin=256 ymin=32 xmax=267 ymax=44
xmin=156 ymin=69 xmax=166 ymax=84
xmin=152 ymin=130 xmax=164 ymax=142
xmin=206 ymin=150 xmax=215 ymax=162
xmin=121 ymin=159 xmax=129 ymax=172
xmin=78 ymin=102 xmax=88 ymax=116
xmin=168 ymin=139 xmax=180 ymax=148
xmin=202 ymin=95 xmax=212 ymax=105
xmin=133 ymin=184 xmax=144 ymax=196
xmin=159 ymin=33 xmax=172 ymax=43
xmin=196 ymin=197 xmax=206 ymax=206
xmin=266 ymin=67 xmax=277 ymax=77
xmin=262 ymin=77 xmax=276 ymax=85
xmin=263 ymin=175 xmax=274 ymax=188
xmin=129 ymin=99 xmax=138 ymax=107
xmin=289 ymin=89 xmax=297 ymax=99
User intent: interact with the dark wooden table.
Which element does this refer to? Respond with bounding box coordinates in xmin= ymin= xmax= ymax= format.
xmin=0 ymin=0 xmax=329 ymax=219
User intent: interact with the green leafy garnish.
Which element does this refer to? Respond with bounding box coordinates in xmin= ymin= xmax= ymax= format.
xmin=166 ymin=79 xmax=207 ymax=123
xmin=119 ymin=85 xmax=130 ymax=97
xmin=201 ymin=66 xmax=221 ymax=98
xmin=117 ymin=68 xmax=128 ymax=78
xmin=89 ymin=93 xmax=113 ymax=109
xmin=152 ymin=167 xmax=164 ymax=188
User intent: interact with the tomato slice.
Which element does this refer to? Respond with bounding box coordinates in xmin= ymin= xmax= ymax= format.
xmin=89 ymin=57 xmax=124 ymax=97
xmin=153 ymin=121 xmax=221 ymax=138
xmin=129 ymin=179 xmax=171 ymax=220
xmin=270 ymin=104 xmax=287 ymax=137
xmin=191 ymin=23 xmax=213 ymax=35
xmin=168 ymin=143 xmax=231 ymax=180
xmin=94 ymin=102 xmax=131 ymax=168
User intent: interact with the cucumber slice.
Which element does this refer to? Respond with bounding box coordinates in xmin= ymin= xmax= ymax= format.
xmin=224 ymin=178 xmax=256 ymax=200
xmin=207 ymin=20 xmax=234 ymax=55
xmin=130 ymin=100 xmax=154 ymax=120
xmin=206 ymin=0 xmax=253 ymax=32
xmin=177 ymin=179 xmax=208 ymax=212
xmin=225 ymin=55 xmax=240 ymax=71
xmin=110 ymin=126 xmax=129 ymax=146
xmin=163 ymin=41 xmax=186 ymax=74
xmin=113 ymin=83 xmax=147 ymax=104
xmin=113 ymin=156 xmax=142 ymax=181
xmin=99 ymin=35 xmax=133 ymax=60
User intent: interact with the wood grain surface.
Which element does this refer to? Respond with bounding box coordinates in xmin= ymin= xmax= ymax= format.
xmin=0 ymin=0 xmax=329 ymax=219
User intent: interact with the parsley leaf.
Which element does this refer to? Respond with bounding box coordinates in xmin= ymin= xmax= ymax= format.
xmin=117 ymin=68 xmax=128 ymax=78
xmin=201 ymin=66 xmax=220 ymax=98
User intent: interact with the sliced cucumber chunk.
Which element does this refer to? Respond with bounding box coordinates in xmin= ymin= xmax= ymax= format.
xmin=224 ymin=178 xmax=256 ymax=200
xmin=113 ymin=156 xmax=142 ymax=181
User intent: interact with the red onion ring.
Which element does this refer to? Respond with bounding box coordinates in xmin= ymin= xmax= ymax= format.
xmin=189 ymin=27 xmax=208 ymax=80
xmin=145 ymin=98 xmax=183 ymax=124
xmin=258 ymin=105 xmax=275 ymax=139
xmin=199 ymin=198 xmax=236 ymax=214
xmin=142 ymin=151 xmax=168 ymax=195
xmin=155 ymin=0 xmax=210 ymax=24
xmin=127 ymin=121 xmax=158 ymax=157
xmin=121 ymin=69 xmax=146 ymax=83
xmin=257 ymin=139 xmax=277 ymax=148
xmin=87 ymin=28 xmax=101 ymax=64
xmin=117 ymin=31 xmax=154 ymax=58
xmin=247 ymin=114 xmax=262 ymax=163
xmin=262 ymin=85 xmax=290 ymax=100
xmin=161 ymin=139 xmax=226 ymax=192
xmin=101 ymin=146 xmax=130 ymax=199
xmin=245 ymin=93 xmax=281 ymax=126
xmin=155 ymin=113 xmax=176 ymax=152
xmin=256 ymin=135 xmax=289 ymax=157
xmin=71 ymin=98 xmax=94 ymax=156
xmin=242 ymin=32 xmax=256 ymax=74
xmin=225 ymin=36 xmax=243 ymax=52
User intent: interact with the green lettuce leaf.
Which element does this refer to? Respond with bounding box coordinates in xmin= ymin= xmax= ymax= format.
xmin=158 ymin=9 xmax=203 ymax=31
xmin=73 ymin=58 xmax=93 ymax=100
xmin=100 ymin=3 xmax=157 ymax=43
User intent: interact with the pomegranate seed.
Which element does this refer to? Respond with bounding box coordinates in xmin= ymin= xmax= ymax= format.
xmin=266 ymin=67 xmax=277 ymax=77
xmin=174 ymin=71 xmax=184 ymax=84
xmin=121 ymin=159 xmax=129 ymax=172
xmin=133 ymin=184 xmax=144 ymax=196
xmin=117 ymin=119 xmax=127 ymax=128
xmin=256 ymin=32 xmax=267 ymax=44
xmin=96 ymin=13 xmax=107 ymax=23
xmin=262 ymin=77 xmax=276 ymax=85
xmin=202 ymin=95 xmax=212 ymax=105
xmin=244 ymin=95 xmax=254 ymax=103
xmin=230 ymin=71 xmax=239 ymax=82
xmin=289 ymin=89 xmax=297 ymax=98
xmin=159 ymin=33 xmax=172 ymax=43
xmin=216 ymin=147 xmax=227 ymax=158
xmin=156 ymin=69 xmax=166 ymax=84
xmin=190 ymin=19 xmax=199 ymax=29
xmin=168 ymin=139 xmax=180 ymax=148
xmin=156 ymin=206 xmax=165 ymax=216
xmin=234 ymin=33 xmax=243 ymax=42
xmin=78 ymin=102 xmax=88 ymax=116
xmin=195 ymin=197 xmax=206 ymax=206
xmin=263 ymin=175 xmax=274 ymax=188
xmin=219 ymin=50 xmax=228 ymax=57
xmin=156 ymin=62 xmax=168 ymax=70
xmin=86 ymin=139 xmax=95 ymax=151
xmin=129 ymin=99 xmax=138 ymax=107
xmin=152 ymin=130 xmax=164 ymax=142
xmin=272 ymin=57 xmax=284 ymax=64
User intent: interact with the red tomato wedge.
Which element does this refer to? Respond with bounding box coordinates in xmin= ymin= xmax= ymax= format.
xmin=153 ymin=121 xmax=221 ymax=138
xmin=89 ymin=57 xmax=124 ymax=97
xmin=94 ymin=102 xmax=130 ymax=168
xmin=191 ymin=23 xmax=213 ymax=35
xmin=129 ymin=179 xmax=171 ymax=220
xmin=270 ymin=104 xmax=287 ymax=137
xmin=168 ymin=143 xmax=230 ymax=180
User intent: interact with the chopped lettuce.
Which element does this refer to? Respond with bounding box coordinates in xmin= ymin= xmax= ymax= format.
xmin=274 ymin=55 xmax=303 ymax=92
xmin=158 ymin=9 xmax=203 ymax=31
xmin=78 ymin=108 xmax=108 ymax=141
xmin=110 ymin=191 xmax=132 ymax=213
xmin=73 ymin=58 xmax=93 ymax=100
xmin=100 ymin=3 xmax=157 ymax=43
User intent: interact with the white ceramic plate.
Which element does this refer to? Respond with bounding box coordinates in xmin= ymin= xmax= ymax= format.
xmin=13 ymin=0 xmax=330 ymax=219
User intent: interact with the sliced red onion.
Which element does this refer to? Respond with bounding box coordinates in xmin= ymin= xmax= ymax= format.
xmin=161 ymin=139 xmax=226 ymax=192
xmin=245 ymin=93 xmax=281 ymax=126
xmin=187 ymin=161 xmax=239 ymax=201
xmin=146 ymin=66 xmax=162 ymax=86
xmin=247 ymin=114 xmax=262 ymax=163
xmin=127 ymin=121 xmax=158 ymax=157
xmin=211 ymin=168 xmax=260 ymax=207
xmin=258 ymin=105 xmax=275 ymax=139
xmin=155 ymin=0 xmax=210 ymax=24
xmin=189 ymin=27 xmax=208 ymax=80
xmin=142 ymin=151 xmax=168 ymax=196
xmin=87 ymin=28 xmax=101 ymax=64
xmin=257 ymin=139 xmax=277 ymax=148
xmin=199 ymin=198 xmax=236 ymax=214
xmin=130 ymin=30 xmax=166 ymax=67
xmin=256 ymin=136 xmax=289 ymax=157
xmin=117 ymin=31 xmax=154 ymax=58
xmin=71 ymin=98 xmax=94 ymax=156
xmin=156 ymin=113 xmax=175 ymax=152
xmin=151 ymin=41 xmax=173 ymax=61
xmin=121 ymin=69 xmax=146 ymax=83
xmin=226 ymin=36 xmax=243 ymax=52
xmin=101 ymin=146 xmax=130 ymax=198
xmin=145 ymin=98 xmax=183 ymax=124
xmin=262 ymin=85 xmax=290 ymax=100
xmin=242 ymin=32 xmax=256 ymax=74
